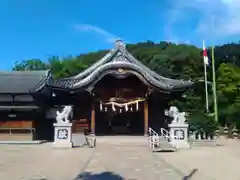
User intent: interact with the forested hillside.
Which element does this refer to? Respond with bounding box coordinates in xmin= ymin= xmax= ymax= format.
xmin=12 ymin=41 xmax=240 ymax=129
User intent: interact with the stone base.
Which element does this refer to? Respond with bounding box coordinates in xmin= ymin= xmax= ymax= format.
xmin=168 ymin=123 xmax=189 ymax=129
xmin=52 ymin=141 xmax=73 ymax=148
xmin=53 ymin=123 xmax=73 ymax=148
xmin=168 ymin=123 xmax=190 ymax=149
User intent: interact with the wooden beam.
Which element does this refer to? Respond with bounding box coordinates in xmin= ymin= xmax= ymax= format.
xmin=91 ymin=103 xmax=95 ymax=134
xmin=144 ymin=100 xmax=148 ymax=135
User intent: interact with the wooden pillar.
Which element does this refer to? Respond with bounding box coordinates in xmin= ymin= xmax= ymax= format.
xmin=91 ymin=103 xmax=95 ymax=134
xmin=144 ymin=100 xmax=149 ymax=136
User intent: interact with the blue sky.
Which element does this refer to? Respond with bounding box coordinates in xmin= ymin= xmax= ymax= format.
xmin=0 ymin=0 xmax=240 ymax=70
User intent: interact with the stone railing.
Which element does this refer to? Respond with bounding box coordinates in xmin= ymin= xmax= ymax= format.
xmin=189 ymin=131 xmax=217 ymax=141
xmin=221 ymin=125 xmax=239 ymax=139
xmin=189 ymin=125 xmax=240 ymax=142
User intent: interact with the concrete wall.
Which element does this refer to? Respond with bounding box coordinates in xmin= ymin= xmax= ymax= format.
xmin=0 ymin=134 xmax=34 ymax=141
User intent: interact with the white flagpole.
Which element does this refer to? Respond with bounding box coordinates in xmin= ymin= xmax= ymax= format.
xmin=203 ymin=40 xmax=209 ymax=113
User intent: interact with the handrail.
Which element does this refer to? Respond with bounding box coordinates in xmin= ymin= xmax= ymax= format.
xmin=160 ymin=128 xmax=171 ymax=139
xmin=148 ymin=127 xmax=159 ymax=150
xmin=149 ymin=127 xmax=158 ymax=136
xmin=160 ymin=128 xmax=179 ymax=149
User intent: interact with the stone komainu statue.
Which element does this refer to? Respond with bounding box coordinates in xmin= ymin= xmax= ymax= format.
xmin=56 ymin=105 xmax=73 ymax=123
xmin=165 ymin=106 xmax=187 ymax=124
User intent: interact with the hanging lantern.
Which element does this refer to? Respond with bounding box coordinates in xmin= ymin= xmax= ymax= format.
xmin=105 ymin=107 xmax=107 ymax=112
xmin=136 ymin=101 xmax=139 ymax=111
xmin=100 ymin=102 xmax=103 ymax=111
xmin=120 ymin=108 xmax=122 ymax=113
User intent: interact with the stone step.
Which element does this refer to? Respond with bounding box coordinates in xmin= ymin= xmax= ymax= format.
xmin=151 ymin=136 xmax=171 ymax=143
xmin=159 ymin=136 xmax=170 ymax=142
xmin=152 ymin=141 xmax=176 ymax=152
xmin=150 ymin=135 xmax=176 ymax=152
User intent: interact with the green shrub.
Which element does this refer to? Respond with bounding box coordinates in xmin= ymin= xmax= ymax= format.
xmin=188 ymin=112 xmax=219 ymax=134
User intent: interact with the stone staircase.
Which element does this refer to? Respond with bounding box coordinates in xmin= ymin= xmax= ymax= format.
xmin=152 ymin=136 xmax=177 ymax=152
xmin=149 ymin=128 xmax=178 ymax=152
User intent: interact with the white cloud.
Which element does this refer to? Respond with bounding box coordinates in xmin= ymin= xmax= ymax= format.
xmin=166 ymin=0 xmax=240 ymax=41
xmin=74 ymin=23 xmax=120 ymax=43
xmin=196 ymin=0 xmax=240 ymax=36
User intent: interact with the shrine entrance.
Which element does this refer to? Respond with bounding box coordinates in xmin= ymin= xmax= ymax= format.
xmin=43 ymin=40 xmax=193 ymax=139
xmin=95 ymin=106 xmax=144 ymax=135
xmin=90 ymin=74 xmax=149 ymax=136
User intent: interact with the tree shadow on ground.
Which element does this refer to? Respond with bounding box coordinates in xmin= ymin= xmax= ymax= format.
xmin=182 ymin=169 xmax=198 ymax=180
xmin=74 ymin=171 xmax=124 ymax=180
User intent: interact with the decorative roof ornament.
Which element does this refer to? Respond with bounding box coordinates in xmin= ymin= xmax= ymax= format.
xmin=113 ymin=52 xmax=128 ymax=62
xmin=113 ymin=39 xmax=128 ymax=62
xmin=115 ymin=39 xmax=126 ymax=50
xmin=118 ymin=68 xmax=123 ymax=73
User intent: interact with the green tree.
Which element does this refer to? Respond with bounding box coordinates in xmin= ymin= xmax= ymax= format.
xmin=216 ymin=63 xmax=240 ymax=127
xmin=13 ymin=59 xmax=49 ymax=71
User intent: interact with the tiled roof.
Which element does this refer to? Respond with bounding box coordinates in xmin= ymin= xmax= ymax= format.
xmin=47 ymin=40 xmax=194 ymax=92
xmin=0 ymin=70 xmax=50 ymax=93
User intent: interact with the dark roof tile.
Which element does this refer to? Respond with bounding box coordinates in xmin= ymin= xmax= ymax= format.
xmin=0 ymin=70 xmax=49 ymax=93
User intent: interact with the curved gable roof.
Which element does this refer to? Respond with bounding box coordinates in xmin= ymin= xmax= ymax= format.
xmin=46 ymin=40 xmax=194 ymax=92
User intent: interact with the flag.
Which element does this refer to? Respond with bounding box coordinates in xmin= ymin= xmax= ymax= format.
xmin=202 ymin=40 xmax=209 ymax=112
xmin=203 ymin=40 xmax=209 ymax=65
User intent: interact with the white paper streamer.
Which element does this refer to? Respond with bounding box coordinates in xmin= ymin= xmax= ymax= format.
xmin=112 ymin=103 xmax=116 ymax=111
xmin=125 ymin=104 xmax=128 ymax=111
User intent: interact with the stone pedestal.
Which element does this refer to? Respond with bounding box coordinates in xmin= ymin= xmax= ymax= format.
xmin=168 ymin=123 xmax=190 ymax=148
xmin=53 ymin=123 xmax=73 ymax=148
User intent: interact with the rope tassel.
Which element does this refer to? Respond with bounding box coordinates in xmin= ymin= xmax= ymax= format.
xmin=100 ymin=98 xmax=145 ymax=112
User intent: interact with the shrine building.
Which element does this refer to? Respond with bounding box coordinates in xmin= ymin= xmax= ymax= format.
xmin=0 ymin=40 xmax=193 ymax=141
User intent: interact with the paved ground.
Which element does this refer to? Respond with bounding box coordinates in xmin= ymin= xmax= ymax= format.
xmin=0 ymin=137 xmax=240 ymax=180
